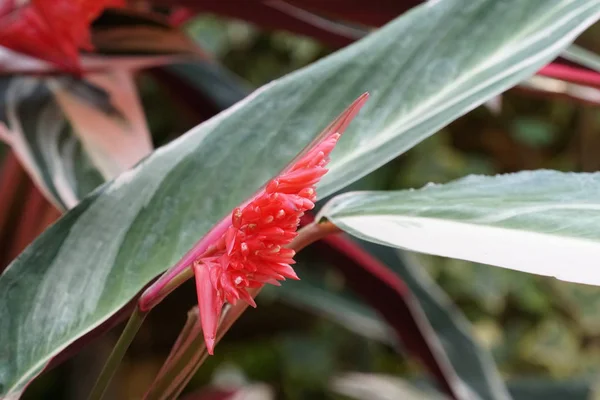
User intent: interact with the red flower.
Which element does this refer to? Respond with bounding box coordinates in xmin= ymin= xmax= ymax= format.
xmin=0 ymin=0 xmax=124 ymax=72
xmin=137 ymin=93 xmax=369 ymax=354
xmin=193 ymin=132 xmax=340 ymax=353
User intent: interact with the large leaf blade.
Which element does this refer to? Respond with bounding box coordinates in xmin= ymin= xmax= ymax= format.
xmin=319 ymin=0 xmax=600 ymax=195
xmin=2 ymin=1 xmax=600 ymax=396
xmin=319 ymin=170 xmax=600 ymax=286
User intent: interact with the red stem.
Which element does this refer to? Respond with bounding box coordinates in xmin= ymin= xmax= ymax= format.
xmin=538 ymin=63 xmax=600 ymax=89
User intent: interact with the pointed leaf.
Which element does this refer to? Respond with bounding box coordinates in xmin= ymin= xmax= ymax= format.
xmin=266 ymin=274 xmax=392 ymax=344
xmin=0 ymin=77 xmax=105 ymax=209
xmin=331 ymin=372 xmax=445 ymax=400
xmin=331 ymin=374 xmax=596 ymax=400
xmin=366 ymin=247 xmax=511 ymax=400
xmin=51 ymin=70 xmax=153 ymax=180
xmin=314 ymin=234 xmax=471 ymax=399
xmin=318 ymin=1 xmax=600 ymax=196
xmin=0 ymin=71 xmax=152 ymax=210
xmin=278 ymin=233 xmax=510 ymax=399
xmin=320 ymin=170 xmax=600 ymax=286
xmin=562 ymin=44 xmax=600 ymax=73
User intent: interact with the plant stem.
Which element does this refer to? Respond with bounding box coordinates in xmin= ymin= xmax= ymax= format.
xmin=142 ymin=220 xmax=342 ymax=398
xmin=289 ymin=220 xmax=340 ymax=252
xmin=87 ymin=306 xmax=147 ymax=400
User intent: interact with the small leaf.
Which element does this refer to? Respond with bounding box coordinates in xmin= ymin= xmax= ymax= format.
xmin=268 ymin=274 xmax=392 ymax=344
xmin=51 ymin=70 xmax=153 ymax=180
xmin=367 ymin=247 xmax=511 ymax=400
xmin=331 ymin=372 xmax=445 ymax=400
xmin=562 ymin=44 xmax=600 ymax=74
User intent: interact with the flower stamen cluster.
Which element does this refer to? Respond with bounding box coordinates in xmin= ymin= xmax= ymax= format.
xmin=193 ymin=133 xmax=340 ymax=354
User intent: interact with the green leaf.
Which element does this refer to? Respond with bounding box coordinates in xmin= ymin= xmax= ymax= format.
xmin=2 ymin=1 xmax=600 ymax=396
xmin=0 ymin=72 xmax=152 ymax=210
xmin=508 ymin=379 xmax=594 ymax=400
xmin=562 ymin=44 xmax=600 ymax=72
xmin=331 ymin=373 xmax=595 ymax=400
xmin=320 ymin=170 xmax=600 ymax=286
xmin=273 ymin=257 xmax=511 ymax=400
xmin=366 ymin=247 xmax=511 ymax=400
xmin=331 ymin=373 xmax=445 ymax=400
xmin=319 ymin=1 xmax=600 ymax=196
xmin=265 ymin=273 xmax=392 ymax=345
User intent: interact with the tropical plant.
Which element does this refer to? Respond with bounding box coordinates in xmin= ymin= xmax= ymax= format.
xmin=2 ymin=1 xmax=600 ymax=399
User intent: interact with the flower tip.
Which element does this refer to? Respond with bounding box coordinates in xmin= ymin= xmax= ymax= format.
xmin=194 ymin=262 xmax=222 ymax=355
xmin=239 ymin=289 xmax=257 ymax=307
xmin=323 ymin=93 xmax=370 ymax=141
xmin=345 ymin=92 xmax=370 ymax=118
xmin=205 ymin=336 xmax=216 ymax=355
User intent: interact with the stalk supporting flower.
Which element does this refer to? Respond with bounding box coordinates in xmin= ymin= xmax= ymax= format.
xmin=194 ymin=131 xmax=343 ymax=354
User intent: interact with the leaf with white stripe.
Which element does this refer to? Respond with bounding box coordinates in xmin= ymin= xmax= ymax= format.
xmin=0 ymin=78 xmax=104 ymax=210
xmin=319 ymin=0 xmax=600 ymax=195
xmin=320 ymin=170 xmax=600 ymax=286
xmin=0 ymin=72 xmax=152 ymax=210
xmin=51 ymin=70 xmax=153 ymax=180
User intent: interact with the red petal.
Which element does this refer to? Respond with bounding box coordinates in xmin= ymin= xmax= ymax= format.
xmin=238 ymin=289 xmax=257 ymax=308
xmin=225 ymin=226 xmax=237 ymax=255
xmin=193 ymin=262 xmax=222 ymax=355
